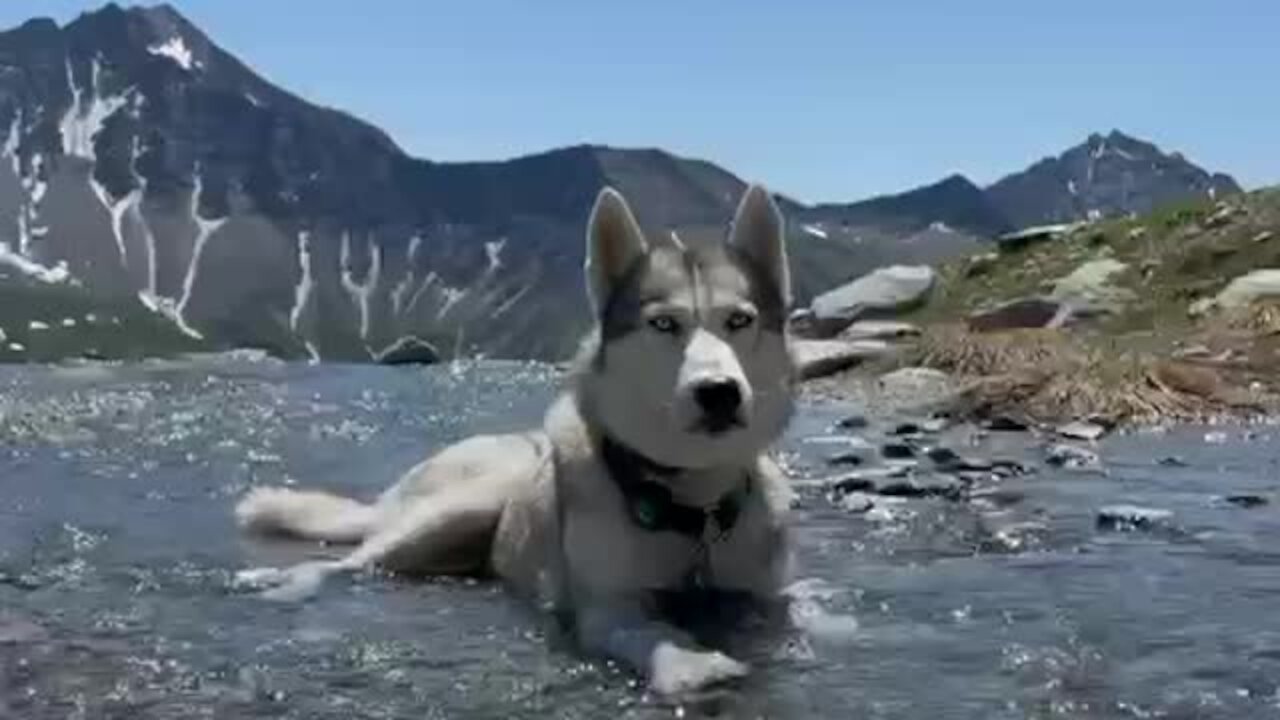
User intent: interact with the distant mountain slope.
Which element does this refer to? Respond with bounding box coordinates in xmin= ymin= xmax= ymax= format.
xmin=0 ymin=5 xmax=1245 ymax=362
xmin=987 ymin=130 xmax=1242 ymax=230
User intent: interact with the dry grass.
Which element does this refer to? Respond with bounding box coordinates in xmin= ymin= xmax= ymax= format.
xmin=893 ymin=324 xmax=1277 ymax=425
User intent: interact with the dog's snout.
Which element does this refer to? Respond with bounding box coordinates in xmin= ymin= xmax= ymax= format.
xmin=694 ymin=379 xmax=742 ymax=422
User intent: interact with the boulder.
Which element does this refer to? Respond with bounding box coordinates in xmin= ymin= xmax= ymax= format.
xmin=963 ymin=252 xmax=1000 ymax=278
xmin=876 ymin=367 xmax=957 ymax=413
xmin=792 ymin=339 xmax=891 ymax=380
xmin=375 ymin=336 xmax=441 ymax=366
xmin=1049 ymin=258 xmax=1133 ymax=314
xmin=839 ymin=320 xmax=922 ymax=342
xmin=1189 ymin=269 xmax=1280 ymax=316
xmin=808 ymin=265 xmax=936 ymax=337
xmin=968 ymin=297 xmax=1072 ymax=332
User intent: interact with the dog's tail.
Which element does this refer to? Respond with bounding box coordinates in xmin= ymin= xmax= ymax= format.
xmin=235 ymin=487 xmax=376 ymax=544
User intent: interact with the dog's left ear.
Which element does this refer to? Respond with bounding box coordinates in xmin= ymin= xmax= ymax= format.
xmin=729 ymin=184 xmax=790 ymax=307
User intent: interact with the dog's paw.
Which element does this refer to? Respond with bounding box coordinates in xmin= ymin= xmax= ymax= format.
xmin=649 ymin=644 xmax=749 ymax=697
xmin=233 ymin=561 xmax=334 ymax=602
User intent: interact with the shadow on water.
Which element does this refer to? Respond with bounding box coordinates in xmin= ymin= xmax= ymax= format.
xmin=2 ymin=356 xmax=1279 ymax=718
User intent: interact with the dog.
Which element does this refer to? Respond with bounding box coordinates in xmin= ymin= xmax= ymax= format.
xmin=234 ymin=184 xmax=798 ymax=697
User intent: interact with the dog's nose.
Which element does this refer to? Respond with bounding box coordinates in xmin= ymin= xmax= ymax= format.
xmin=694 ymin=379 xmax=742 ymax=422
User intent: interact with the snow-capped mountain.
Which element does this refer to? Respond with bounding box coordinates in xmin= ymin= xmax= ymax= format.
xmin=0 ymin=5 xmax=1243 ymax=362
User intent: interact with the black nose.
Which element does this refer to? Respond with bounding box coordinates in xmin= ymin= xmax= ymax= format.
xmin=694 ymin=379 xmax=742 ymax=423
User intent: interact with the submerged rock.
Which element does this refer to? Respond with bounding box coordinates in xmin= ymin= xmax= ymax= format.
xmin=1222 ymin=494 xmax=1268 ymax=508
xmin=792 ymin=339 xmax=890 ymax=380
xmin=808 ymin=265 xmax=936 ymax=337
xmin=1097 ymin=505 xmax=1174 ymax=531
xmin=1056 ymin=420 xmax=1108 ymax=441
xmin=1045 ymin=443 xmax=1102 ymax=470
xmin=375 ymin=336 xmax=441 ymax=366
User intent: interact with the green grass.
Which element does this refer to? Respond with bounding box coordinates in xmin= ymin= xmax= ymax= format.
xmin=907 ymin=188 xmax=1280 ymax=341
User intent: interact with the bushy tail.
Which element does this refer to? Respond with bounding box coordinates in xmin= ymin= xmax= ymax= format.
xmin=235 ymin=487 xmax=375 ymax=544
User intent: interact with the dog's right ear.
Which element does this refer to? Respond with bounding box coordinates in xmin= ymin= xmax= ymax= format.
xmin=585 ymin=187 xmax=649 ymax=314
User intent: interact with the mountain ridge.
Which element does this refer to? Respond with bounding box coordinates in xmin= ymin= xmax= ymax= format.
xmin=0 ymin=3 xmax=1244 ymax=362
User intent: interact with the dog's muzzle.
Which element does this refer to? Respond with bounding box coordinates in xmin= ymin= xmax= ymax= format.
xmin=692 ymin=378 xmax=745 ymax=435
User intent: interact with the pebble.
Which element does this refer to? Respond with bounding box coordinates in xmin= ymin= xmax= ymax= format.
xmin=826 ymin=451 xmax=866 ymax=467
xmin=1045 ymin=444 xmax=1101 ymax=470
xmin=1056 ymin=420 xmax=1108 ymax=441
xmin=881 ymin=443 xmax=915 ymax=460
xmin=1222 ymin=494 xmax=1268 ymax=508
xmin=983 ymin=416 xmax=1030 ymax=432
xmin=837 ymin=492 xmax=876 ymax=513
xmin=836 ymin=414 xmax=869 ymax=430
xmin=888 ymin=422 xmax=923 ymax=437
xmin=1097 ymin=505 xmax=1174 ymax=531
xmin=876 ymin=477 xmax=965 ymax=501
xmin=921 ymin=416 xmax=950 ymax=433
xmin=1157 ymin=456 xmax=1189 ymax=467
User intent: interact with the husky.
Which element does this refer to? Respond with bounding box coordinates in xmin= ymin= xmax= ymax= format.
xmin=233 ymin=184 xmax=798 ymax=697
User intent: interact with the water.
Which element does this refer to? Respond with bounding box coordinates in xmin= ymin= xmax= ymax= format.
xmin=1 ymin=356 xmax=1279 ymax=718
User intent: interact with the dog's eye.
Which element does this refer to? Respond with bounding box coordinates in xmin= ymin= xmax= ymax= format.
xmin=648 ymin=315 xmax=680 ymax=334
xmin=725 ymin=310 xmax=755 ymax=332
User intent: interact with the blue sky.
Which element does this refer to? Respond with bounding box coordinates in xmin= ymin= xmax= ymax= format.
xmin=3 ymin=1 xmax=1276 ymax=202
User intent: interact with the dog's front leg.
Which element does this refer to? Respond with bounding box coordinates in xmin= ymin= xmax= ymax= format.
xmin=575 ymin=600 xmax=748 ymax=697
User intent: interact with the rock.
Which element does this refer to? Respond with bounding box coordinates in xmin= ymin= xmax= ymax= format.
xmin=1203 ymin=430 xmax=1229 ymax=444
xmin=1127 ymin=226 xmax=1148 ymax=240
xmin=829 ymin=466 xmax=911 ymax=493
xmin=837 ymin=492 xmax=876 ymax=513
xmin=1056 ymin=420 xmax=1108 ymax=441
xmin=887 ymin=422 xmax=923 ymax=437
xmin=839 ymin=320 xmax=922 ymax=342
xmin=808 ymin=265 xmax=936 ymax=337
xmin=876 ymin=476 xmax=964 ymax=500
xmin=1190 ymin=269 xmax=1280 ymax=316
xmin=920 ymin=416 xmax=950 ymax=433
xmin=375 ymin=336 xmax=441 ymax=366
xmin=1252 ymin=230 xmax=1274 ymax=244
xmin=826 ymin=451 xmax=866 ymax=467
xmin=982 ymin=415 xmax=1030 ymax=432
xmin=924 ymin=446 xmax=962 ymax=466
xmin=1045 ymin=443 xmax=1101 ymax=469
xmin=987 ymin=521 xmax=1049 ymax=552
xmin=963 ymin=252 xmax=1000 ymax=278
xmin=880 ymin=442 xmax=915 ymax=460
xmin=968 ymin=298 xmax=1073 ymax=332
xmin=1157 ymin=455 xmax=1189 ymax=467
xmin=836 ymin=414 xmax=869 ymax=430
xmin=1223 ymin=494 xmax=1268 ymax=508
xmin=1204 ymin=202 xmax=1236 ymax=228
xmin=877 ymin=367 xmax=958 ymax=412
xmin=995 ymin=224 xmax=1074 ymax=252
xmin=792 ymin=339 xmax=890 ymax=380
xmin=1049 ymin=258 xmax=1133 ymax=314
xmin=1097 ymin=505 xmax=1174 ymax=531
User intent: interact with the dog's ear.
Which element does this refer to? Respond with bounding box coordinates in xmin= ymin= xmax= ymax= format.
xmin=585 ymin=187 xmax=649 ymax=314
xmin=729 ymin=184 xmax=790 ymax=307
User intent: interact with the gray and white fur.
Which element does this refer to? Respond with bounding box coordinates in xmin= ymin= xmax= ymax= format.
xmin=234 ymin=184 xmax=799 ymax=698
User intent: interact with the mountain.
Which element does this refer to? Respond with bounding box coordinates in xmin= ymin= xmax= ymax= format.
xmin=0 ymin=4 xmax=1244 ymax=363
xmin=987 ymin=130 xmax=1242 ymax=230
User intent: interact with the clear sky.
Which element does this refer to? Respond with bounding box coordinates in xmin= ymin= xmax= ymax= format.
xmin=3 ymin=1 xmax=1276 ymax=203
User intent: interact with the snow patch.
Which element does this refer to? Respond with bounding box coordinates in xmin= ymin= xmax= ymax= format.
xmin=0 ymin=242 xmax=72 ymax=284
xmin=59 ymin=57 xmax=128 ymax=162
xmin=28 ymin=320 xmax=49 ymax=331
xmin=2 ymin=110 xmax=19 ymax=176
xmin=484 ymin=238 xmax=506 ymax=272
xmin=290 ymin=231 xmax=314 ymax=334
xmin=927 ymin=221 xmax=953 ymax=234
xmin=390 ymin=234 xmax=424 ymax=316
xmin=173 ymin=172 xmax=227 ymax=339
xmin=437 ymin=286 xmax=468 ymax=320
xmin=147 ymin=36 xmax=199 ymax=71
xmin=244 ymin=92 xmax=263 ymax=107
xmin=801 ymin=223 xmax=828 ymax=239
xmin=1067 ymin=179 xmax=1077 ymax=196
xmin=339 ymin=232 xmax=382 ymax=340
xmin=491 ymin=282 xmax=532 ymax=320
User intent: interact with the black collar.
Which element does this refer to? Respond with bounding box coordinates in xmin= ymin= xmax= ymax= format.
xmin=598 ymin=434 xmax=750 ymax=540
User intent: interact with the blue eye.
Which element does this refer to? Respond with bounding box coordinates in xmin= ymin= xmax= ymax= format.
xmin=649 ymin=315 xmax=680 ymax=334
xmin=725 ymin=310 xmax=755 ymax=332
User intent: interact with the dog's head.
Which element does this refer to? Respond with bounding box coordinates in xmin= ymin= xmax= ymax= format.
xmin=575 ymin=184 xmax=796 ymax=469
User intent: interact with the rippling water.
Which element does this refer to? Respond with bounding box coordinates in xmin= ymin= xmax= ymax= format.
xmin=1 ymin=355 xmax=1278 ymax=718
